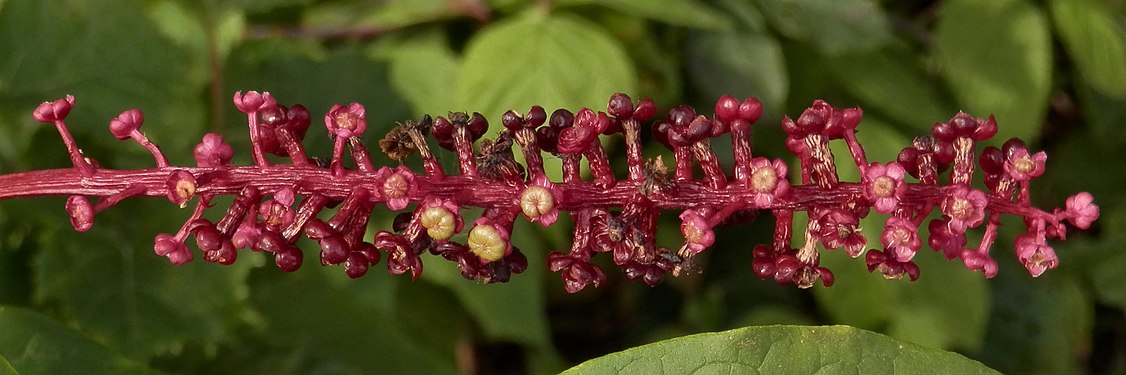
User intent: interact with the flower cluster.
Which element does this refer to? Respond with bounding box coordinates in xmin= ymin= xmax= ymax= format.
xmin=0 ymin=92 xmax=1099 ymax=292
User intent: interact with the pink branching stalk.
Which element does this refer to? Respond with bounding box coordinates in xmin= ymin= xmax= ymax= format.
xmin=1 ymin=93 xmax=1100 ymax=292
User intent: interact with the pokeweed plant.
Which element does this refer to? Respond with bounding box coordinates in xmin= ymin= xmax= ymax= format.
xmin=0 ymin=92 xmax=1099 ymax=293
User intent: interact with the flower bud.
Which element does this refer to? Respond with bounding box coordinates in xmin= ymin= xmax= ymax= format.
xmin=108 ymin=109 xmax=144 ymax=140
xmin=33 ymin=95 xmax=75 ymax=122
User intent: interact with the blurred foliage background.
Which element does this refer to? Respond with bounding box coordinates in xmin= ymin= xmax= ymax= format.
xmin=0 ymin=0 xmax=1124 ymax=373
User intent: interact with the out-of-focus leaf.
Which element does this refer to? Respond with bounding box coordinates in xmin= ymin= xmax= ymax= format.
xmin=247 ymin=266 xmax=459 ymax=375
xmin=146 ymin=1 xmax=245 ymax=68
xmin=381 ymin=31 xmax=462 ymax=116
xmin=934 ymin=0 xmax=1051 ymax=142
xmin=0 ymin=0 xmax=205 ymax=162
xmin=458 ymin=11 xmax=637 ymax=121
xmin=0 ymin=306 xmax=162 ymax=375
xmin=814 ymin=118 xmax=989 ymax=351
xmin=1050 ymin=0 xmax=1126 ymax=98
xmin=556 ymin=0 xmax=731 ymax=30
xmin=686 ymin=30 xmax=788 ymax=111
xmin=0 ymin=355 xmax=15 ymax=375
xmin=424 ymin=221 xmax=551 ymax=347
xmin=33 ymin=199 xmax=257 ymax=359
xmin=978 ymin=268 xmax=1091 ymax=375
xmin=756 ymin=0 xmax=891 ymax=55
xmin=303 ymin=0 xmax=477 ymax=31
xmin=563 ymin=325 xmax=999 ymax=374
xmin=827 ymin=50 xmax=954 ymax=133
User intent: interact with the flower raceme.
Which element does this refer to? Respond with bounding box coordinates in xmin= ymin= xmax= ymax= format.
xmin=0 ymin=92 xmax=1100 ymax=292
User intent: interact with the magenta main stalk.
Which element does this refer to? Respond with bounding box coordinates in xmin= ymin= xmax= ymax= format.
xmin=2 ymin=93 xmax=1100 ymax=293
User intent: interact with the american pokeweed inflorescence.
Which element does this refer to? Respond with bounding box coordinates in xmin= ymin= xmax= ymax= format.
xmin=0 ymin=92 xmax=1099 ymax=293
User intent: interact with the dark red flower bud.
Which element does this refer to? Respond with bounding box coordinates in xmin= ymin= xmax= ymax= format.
xmin=108 ymin=109 xmax=144 ymax=140
xmin=715 ymin=95 xmax=740 ymax=123
xmin=233 ymin=91 xmax=276 ymax=113
xmin=194 ymin=133 xmax=234 ymax=168
xmin=33 ymin=95 xmax=75 ymax=123
xmin=633 ymin=97 xmax=657 ymax=122
xmin=608 ymin=93 xmax=634 ymax=119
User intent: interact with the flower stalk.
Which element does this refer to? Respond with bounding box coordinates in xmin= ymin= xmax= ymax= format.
xmin=3 ymin=93 xmax=1100 ymax=292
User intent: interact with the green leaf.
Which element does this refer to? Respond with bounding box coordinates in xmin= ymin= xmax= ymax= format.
xmin=246 ymin=266 xmax=459 ymax=375
xmin=457 ymin=11 xmax=637 ymax=121
xmin=756 ymin=0 xmax=891 ymax=55
xmin=0 ymin=0 xmax=206 ymax=161
xmin=1049 ymin=0 xmax=1126 ymax=98
xmin=381 ymin=31 xmax=462 ymax=116
xmin=32 ymin=199 xmax=256 ymax=359
xmin=934 ymin=0 xmax=1052 ymax=142
xmin=303 ymin=0 xmax=474 ymax=31
xmin=0 ymin=306 xmax=162 ymax=375
xmin=827 ymin=50 xmax=954 ymax=133
xmin=686 ymin=30 xmax=788 ymax=111
xmin=556 ymin=0 xmax=732 ymax=30
xmin=563 ymin=325 xmax=999 ymax=374
xmin=978 ymin=269 xmax=1091 ymax=375
xmin=814 ymin=119 xmax=989 ymax=351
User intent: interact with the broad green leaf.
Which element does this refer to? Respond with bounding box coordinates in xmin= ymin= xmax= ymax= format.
xmin=145 ymin=1 xmax=245 ymax=69
xmin=686 ymin=30 xmax=788 ymax=111
xmin=556 ymin=0 xmax=732 ymax=30
xmin=457 ymin=11 xmax=637 ymax=121
xmin=0 ymin=355 xmax=15 ymax=375
xmin=563 ymin=325 xmax=999 ymax=374
xmin=978 ymin=268 xmax=1091 ymax=375
xmin=303 ymin=0 xmax=474 ymax=31
xmin=814 ymin=119 xmax=989 ymax=351
xmin=1050 ymin=0 xmax=1126 ymax=98
xmin=0 ymin=0 xmax=206 ymax=162
xmin=934 ymin=0 xmax=1051 ymax=142
xmin=32 ymin=198 xmax=257 ymax=359
xmin=246 ymin=266 xmax=458 ymax=375
xmin=0 ymin=306 xmax=162 ymax=375
xmin=424 ymin=220 xmax=552 ymax=347
xmin=827 ymin=50 xmax=954 ymax=133
xmin=756 ymin=0 xmax=891 ymax=55
xmin=382 ymin=31 xmax=462 ymax=116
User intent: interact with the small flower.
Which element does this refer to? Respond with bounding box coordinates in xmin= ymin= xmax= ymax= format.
xmin=864 ymin=250 xmax=920 ymax=281
xmin=881 ymin=216 xmax=921 ymax=262
xmin=814 ymin=208 xmax=865 ymax=257
xmin=33 ymin=95 xmax=75 ymax=122
xmin=65 ymin=195 xmax=94 ymax=232
xmin=959 ymin=249 xmax=998 ymax=278
xmin=1064 ymin=192 xmax=1099 ymax=230
xmin=1014 ymin=232 xmax=1058 ymax=277
xmin=863 ymin=162 xmax=906 ymax=214
xmin=520 ymin=175 xmax=561 ymax=226
xmin=419 ymin=198 xmax=462 ymax=241
xmin=231 ymin=222 xmax=261 ymax=250
xmin=468 ymin=217 xmax=511 ymax=262
xmin=548 ymin=252 xmax=606 ymax=293
xmin=747 ymin=157 xmax=789 ymax=207
xmin=928 ymin=218 xmax=967 ymax=260
xmin=259 ymin=189 xmax=296 ymax=232
xmin=232 ymin=91 xmax=276 ymax=113
xmin=193 ymin=133 xmax=234 ymax=167
xmin=108 ymin=109 xmax=144 ymax=140
xmin=678 ymin=209 xmax=715 ymax=254
xmin=154 ymin=233 xmax=193 ymax=265
xmin=324 ymin=102 xmax=367 ymax=138
xmin=941 ymin=186 xmax=987 ymax=234
xmin=1003 ymin=148 xmax=1046 ymax=182
xmin=165 ymin=170 xmax=197 ymax=208
xmin=375 ymin=166 xmax=416 ymax=210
